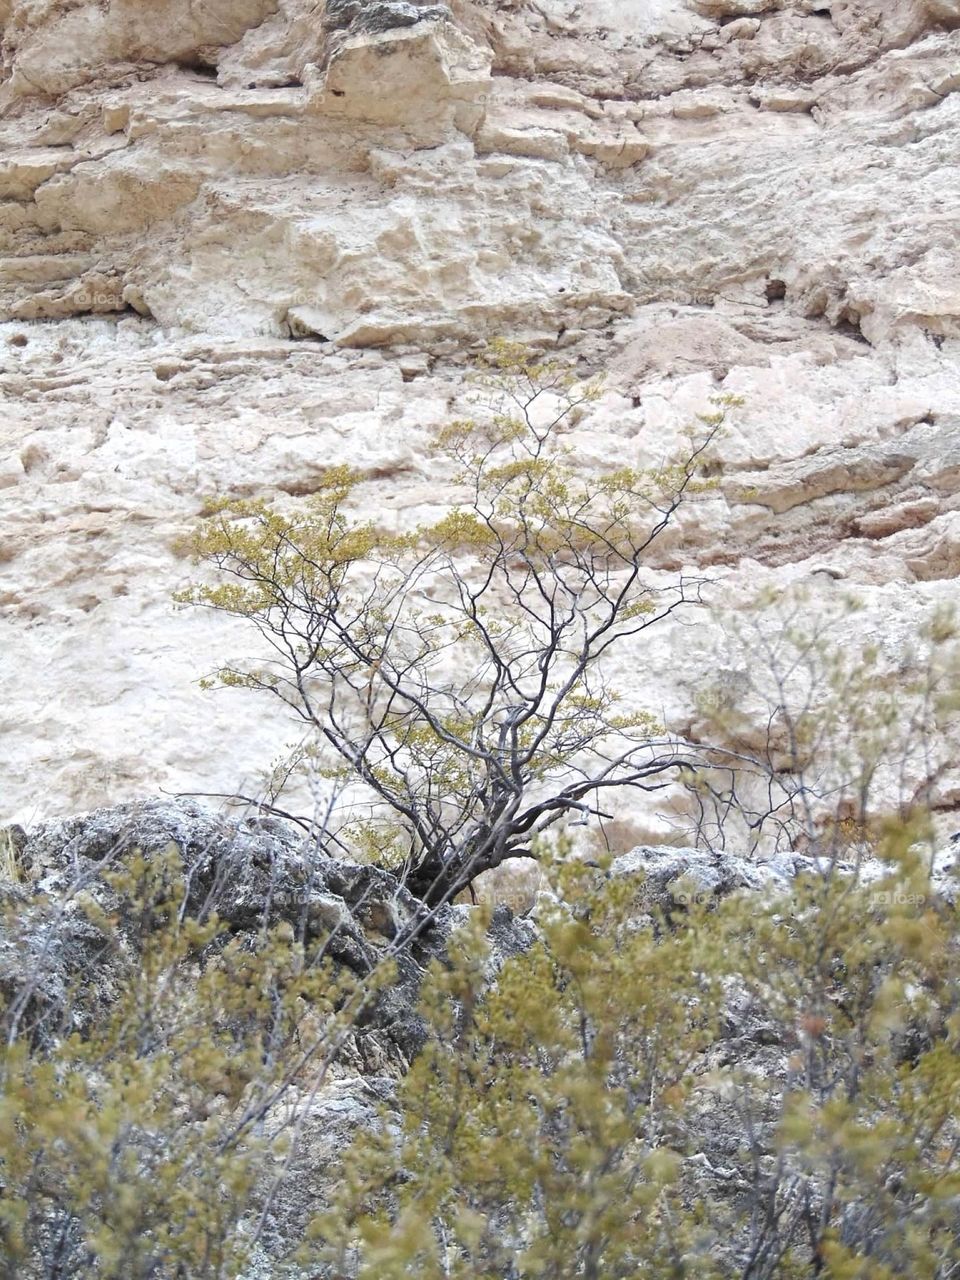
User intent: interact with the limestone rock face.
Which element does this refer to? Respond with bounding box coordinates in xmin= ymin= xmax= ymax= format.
xmin=2 ymin=0 xmax=960 ymax=837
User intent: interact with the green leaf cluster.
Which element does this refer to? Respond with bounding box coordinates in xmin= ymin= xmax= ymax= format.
xmin=0 ymin=845 xmax=366 ymax=1280
xmin=310 ymin=844 xmax=960 ymax=1279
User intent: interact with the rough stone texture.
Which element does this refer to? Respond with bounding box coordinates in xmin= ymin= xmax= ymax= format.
xmin=5 ymin=797 xmax=536 ymax=1053
xmin=2 ymin=0 xmax=960 ymax=840
xmin=612 ymin=836 xmax=960 ymax=915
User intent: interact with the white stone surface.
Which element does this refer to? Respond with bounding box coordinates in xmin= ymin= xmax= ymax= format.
xmin=2 ymin=0 xmax=959 ymax=839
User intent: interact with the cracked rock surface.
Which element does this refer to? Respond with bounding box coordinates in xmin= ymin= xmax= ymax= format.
xmin=1 ymin=0 xmax=959 ymax=837
xmin=4 ymin=797 xmax=536 ymax=1056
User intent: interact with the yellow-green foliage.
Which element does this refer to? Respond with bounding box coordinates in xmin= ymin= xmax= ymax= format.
xmin=307 ymin=841 xmax=960 ymax=1280
xmin=0 ymin=846 xmax=367 ymax=1280
xmin=2 ymin=829 xmax=959 ymax=1277
xmin=309 ymin=858 xmax=724 ymax=1279
xmin=176 ymin=341 xmax=735 ymax=902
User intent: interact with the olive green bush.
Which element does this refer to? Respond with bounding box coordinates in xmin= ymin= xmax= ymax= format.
xmin=0 ymin=843 xmax=371 ymax=1280
xmin=178 ymin=342 xmax=733 ymax=906
xmin=308 ymin=835 xmax=960 ymax=1280
xmin=2 ymin=823 xmax=958 ymax=1278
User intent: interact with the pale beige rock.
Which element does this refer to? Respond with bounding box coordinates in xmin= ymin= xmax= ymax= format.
xmin=1 ymin=0 xmax=279 ymax=99
xmin=312 ymin=19 xmax=491 ymax=136
xmin=1 ymin=0 xmax=959 ymax=844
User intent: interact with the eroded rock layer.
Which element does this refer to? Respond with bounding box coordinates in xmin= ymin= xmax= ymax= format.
xmin=2 ymin=0 xmax=959 ymax=833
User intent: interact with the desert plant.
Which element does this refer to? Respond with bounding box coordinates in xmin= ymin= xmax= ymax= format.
xmin=0 ymin=837 xmax=376 ymax=1280
xmin=5 ymin=819 xmax=958 ymax=1279
xmin=178 ymin=341 xmax=733 ymax=907
xmin=308 ymin=851 xmax=730 ymax=1280
xmin=680 ymin=591 xmax=960 ymax=864
xmin=308 ymin=829 xmax=960 ymax=1280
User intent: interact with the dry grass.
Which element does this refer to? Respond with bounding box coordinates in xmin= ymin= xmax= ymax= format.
xmin=0 ymin=826 xmax=26 ymax=884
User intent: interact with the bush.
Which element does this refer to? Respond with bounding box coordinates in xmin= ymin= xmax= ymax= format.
xmin=310 ymin=835 xmax=960 ymax=1279
xmin=1 ymin=816 xmax=958 ymax=1277
xmin=0 ymin=839 xmax=368 ymax=1279
xmin=178 ymin=341 xmax=733 ymax=906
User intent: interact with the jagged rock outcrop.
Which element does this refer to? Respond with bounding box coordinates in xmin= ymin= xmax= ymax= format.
xmin=2 ymin=798 xmax=536 ymax=1059
xmin=1 ymin=0 xmax=959 ymax=841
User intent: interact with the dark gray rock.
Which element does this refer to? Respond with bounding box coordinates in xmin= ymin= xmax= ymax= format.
xmin=6 ymin=799 xmax=536 ymax=1061
xmin=324 ymin=0 xmax=452 ymax=36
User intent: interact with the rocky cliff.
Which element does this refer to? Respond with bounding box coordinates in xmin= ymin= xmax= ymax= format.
xmin=2 ymin=0 xmax=959 ymax=835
